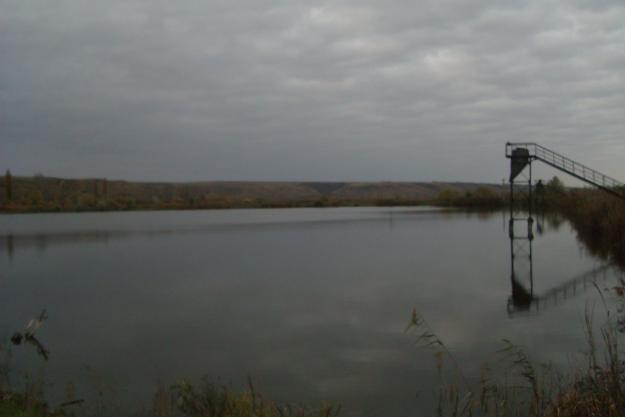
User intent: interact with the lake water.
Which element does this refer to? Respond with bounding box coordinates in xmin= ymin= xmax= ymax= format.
xmin=0 ymin=207 xmax=620 ymax=416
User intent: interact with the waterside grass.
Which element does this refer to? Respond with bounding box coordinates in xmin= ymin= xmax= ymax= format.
xmin=0 ymin=390 xmax=70 ymax=417
xmin=406 ymin=279 xmax=625 ymax=417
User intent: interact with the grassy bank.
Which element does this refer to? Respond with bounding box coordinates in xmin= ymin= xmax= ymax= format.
xmin=556 ymin=189 xmax=625 ymax=267
xmin=0 ymin=390 xmax=69 ymax=417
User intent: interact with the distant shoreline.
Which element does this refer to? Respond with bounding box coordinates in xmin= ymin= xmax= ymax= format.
xmin=0 ymin=176 xmax=507 ymax=213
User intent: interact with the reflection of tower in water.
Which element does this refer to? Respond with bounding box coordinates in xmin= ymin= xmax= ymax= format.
xmin=505 ymin=144 xmax=616 ymax=315
xmin=506 ymin=193 xmax=615 ymax=315
xmin=508 ymin=217 xmax=534 ymax=313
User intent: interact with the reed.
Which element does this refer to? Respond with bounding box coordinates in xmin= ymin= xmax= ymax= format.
xmin=164 ymin=378 xmax=340 ymax=417
xmin=555 ymin=189 xmax=625 ymax=267
xmin=407 ymin=282 xmax=625 ymax=417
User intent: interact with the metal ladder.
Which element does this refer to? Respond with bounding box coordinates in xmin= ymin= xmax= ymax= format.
xmin=506 ymin=142 xmax=624 ymax=199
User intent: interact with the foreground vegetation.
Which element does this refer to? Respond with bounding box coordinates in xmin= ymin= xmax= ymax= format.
xmin=0 ymin=378 xmax=339 ymax=417
xmin=0 ymin=390 xmax=69 ymax=417
xmin=153 ymin=380 xmax=340 ymax=417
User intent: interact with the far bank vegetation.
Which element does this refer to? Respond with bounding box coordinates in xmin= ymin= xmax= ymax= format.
xmin=0 ymin=172 xmax=507 ymax=213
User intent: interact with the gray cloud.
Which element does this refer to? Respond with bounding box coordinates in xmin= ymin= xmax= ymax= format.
xmin=1 ymin=0 xmax=624 ymax=182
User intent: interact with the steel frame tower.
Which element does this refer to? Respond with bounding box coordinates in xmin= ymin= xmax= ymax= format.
xmin=506 ymin=144 xmax=536 ymax=313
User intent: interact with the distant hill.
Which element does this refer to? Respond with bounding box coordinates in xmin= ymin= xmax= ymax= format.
xmin=0 ymin=175 xmax=507 ymax=212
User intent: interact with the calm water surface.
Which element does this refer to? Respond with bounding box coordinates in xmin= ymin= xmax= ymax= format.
xmin=0 ymin=207 xmax=619 ymax=416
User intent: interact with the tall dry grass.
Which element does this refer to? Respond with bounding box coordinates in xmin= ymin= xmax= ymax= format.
xmin=557 ymin=189 xmax=625 ymax=267
xmin=151 ymin=378 xmax=340 ymax=417
xmin=407 ymin=282 xmax=625 ymax=417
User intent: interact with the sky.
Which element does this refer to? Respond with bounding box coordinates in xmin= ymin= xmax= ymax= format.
xmin=1 ymin=0 xmax=624 ymax=183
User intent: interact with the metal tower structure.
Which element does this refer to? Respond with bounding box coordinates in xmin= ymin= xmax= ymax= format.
xmin=505 ymin=142 xmax=625 ymax=314
xmin=505 ymin=143 xmax=625 ymax=200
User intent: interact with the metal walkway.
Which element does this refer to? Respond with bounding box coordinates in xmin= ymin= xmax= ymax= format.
xmin=506 ymin=142 xmax=624 ymax=199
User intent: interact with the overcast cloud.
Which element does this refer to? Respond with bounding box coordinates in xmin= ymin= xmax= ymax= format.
xmin=1 ymin=0 xmax=624 ymax=182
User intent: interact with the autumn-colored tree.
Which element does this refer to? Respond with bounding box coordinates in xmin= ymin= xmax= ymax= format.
xmin=437 ymin=188 xmax=461 ymax=205
xmin=4 ymin=169 xmax=12 ymax=201
xmin=546 ymin=176 xmax=566 ymax=194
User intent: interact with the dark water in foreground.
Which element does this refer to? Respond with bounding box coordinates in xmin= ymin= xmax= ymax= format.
xmin=0 ymin=207 xmax=620 ymax=416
